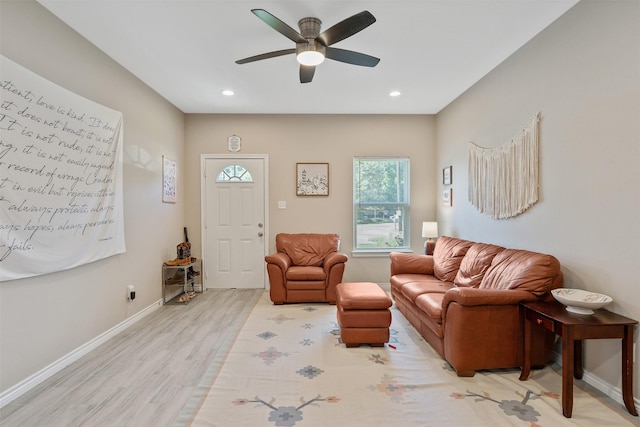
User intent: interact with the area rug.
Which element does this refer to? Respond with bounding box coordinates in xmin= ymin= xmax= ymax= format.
xmin=175 ymin=292 xmax=636 ymax=426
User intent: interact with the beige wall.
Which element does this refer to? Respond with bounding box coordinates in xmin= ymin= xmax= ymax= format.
xmin=2 ymin=0 xmax=638 ymax=409
xmin=0 ymin=1 xmax=185 ymax=393
xmin=184 ymin=114 xmax=436 ymax=285
xmin=436 ymin=0 xmax=639 ymax=399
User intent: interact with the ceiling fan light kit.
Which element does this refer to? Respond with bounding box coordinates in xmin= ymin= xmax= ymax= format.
xmin=236 ymin=9 xmax=379 ymax=83
xmin=297 ymin=44 xmax=325 ymax=67
xmin=296 ymin=49 xmax=325 ymax=66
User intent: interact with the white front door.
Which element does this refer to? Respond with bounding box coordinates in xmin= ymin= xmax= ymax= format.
xmin=202 ymin=155 xmax=267 ymax=289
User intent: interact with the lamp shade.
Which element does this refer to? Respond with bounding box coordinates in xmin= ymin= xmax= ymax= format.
xmin=421 ymin=222 xmax=438 ymax=238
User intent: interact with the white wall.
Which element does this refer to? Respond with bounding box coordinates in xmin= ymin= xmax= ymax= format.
xmin=0 ymin=1 xmax=185 ymax=393
xmin=184 ymin=114 xmax=436 ymax=285
xmin=436 ymin=0 xmax=639 ymax=399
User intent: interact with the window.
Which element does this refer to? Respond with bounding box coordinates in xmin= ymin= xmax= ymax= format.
xmin=216 ymin=164 xmax=253 ymax=182
xmin=353 ymin=157 xmax=410 ymax=252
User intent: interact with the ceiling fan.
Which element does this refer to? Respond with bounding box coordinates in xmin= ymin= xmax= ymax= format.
xmin=235 ymin=9 xmax=380 ymax=83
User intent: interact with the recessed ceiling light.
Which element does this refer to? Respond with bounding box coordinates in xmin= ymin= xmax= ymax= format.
xmin=389 ymin=91 xmax=401 ymax=97
xmin=222 ymin=89 xmax=234 ymax=96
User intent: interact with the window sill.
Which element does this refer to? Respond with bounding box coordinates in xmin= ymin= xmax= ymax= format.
xmin=351 ymin=248 xmax=412 ymax=258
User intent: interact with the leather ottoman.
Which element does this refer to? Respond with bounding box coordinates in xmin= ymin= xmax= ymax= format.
xmin=336 ymin=282 xmax=392 ymax=347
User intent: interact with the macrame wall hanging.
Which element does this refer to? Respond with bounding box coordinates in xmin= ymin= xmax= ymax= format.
xmin=468 ymin=112 xmax=540 ymax=219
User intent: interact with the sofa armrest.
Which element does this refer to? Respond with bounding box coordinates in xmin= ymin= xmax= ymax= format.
xmin=265 ymin=253 xmax=292 ymax=304
xmin=442 ymin=288 xmax=553 ymax=376
xmin=265 ymin=252 xmax=291 ymax=270
xmin=389 ymin=252 xmax=434 ymax=276
xmin=442 ymin=287 xmax=538 ymax=311
xmin=324 ymin=252 xmax=347 ymax=304
xmin=324 ymin=252 xmax=348 ymax=272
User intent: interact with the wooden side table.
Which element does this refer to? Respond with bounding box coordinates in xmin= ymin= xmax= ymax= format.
xmin=519 ymin=300 xmax=638 ymax=418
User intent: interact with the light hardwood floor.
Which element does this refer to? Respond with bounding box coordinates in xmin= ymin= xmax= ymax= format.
xmin=2 ymin=289 xmax=638 ymax=426
xmin=0 ymin=289 xmax=263 ymax=427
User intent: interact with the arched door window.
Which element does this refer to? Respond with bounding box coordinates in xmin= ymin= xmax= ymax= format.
xmin=216 ymin=164 xmax=254 ymax=182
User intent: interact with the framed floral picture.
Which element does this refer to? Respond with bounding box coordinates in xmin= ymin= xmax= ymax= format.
xmin=162 ymin=156 xmax=176 ymax=203
xmin=443 ymin=188 xmax=452 ymax=207
xmin=296 ymin=162 xmax=329 ymax=196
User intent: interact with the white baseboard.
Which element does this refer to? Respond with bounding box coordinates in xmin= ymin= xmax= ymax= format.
xmin=0 ymin=299 xmax=163 ymax=408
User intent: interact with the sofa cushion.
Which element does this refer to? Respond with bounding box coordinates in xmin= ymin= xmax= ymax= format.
xmin=401 ymin=280 xmax=454 ymax=302
xmin=454 ymin=243 xmax=505 ymax=288
xmin=479 ymin=249 xmax=561 ymax=296
xmin=433 ymin=236 xmax=474 ymax=282
xmin=414 ymin=293 xmax=445 ymax=324
xmin=276 ymin=233 xmax=339 ymax=267
xmin=286 ymin=266 xmax=326 ymax=281
xmin=390 ymin=273 xmax=434 ymax=294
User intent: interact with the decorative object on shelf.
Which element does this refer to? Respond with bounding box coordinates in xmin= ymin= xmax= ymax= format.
xmin=176 ymin=242 xmax=191 ymax=260
xmin=443 ymin=188 xmax=452 ymax=206
xmin=162 ymin=155 xmax=177 ymax=203
xmin=468 ymin=112 xmax=540 ymax=219
xmin=296 ymin=162 xmax=329 ymax=196
xmin=421 ymin=222 xmax=438 ymax=255
xmin=551 ymin=288 xmax=613 ymax=315
xmin=176 ymin=291 xmax=197 ymax=303
xmin=227 ymin=135 xmax=241 ymax=152
xmin=443 ymin=166 xmax=452 ymax=185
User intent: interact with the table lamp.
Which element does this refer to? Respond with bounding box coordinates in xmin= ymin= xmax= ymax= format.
xmin=422 ymin=222 xmax=438 ymax=255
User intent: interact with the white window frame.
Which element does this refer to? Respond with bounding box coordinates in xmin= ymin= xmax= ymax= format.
xmin=216 ymin=164 xmax=254 ymax=182
xmin=353 ymin=157 xmax=410 ymax=256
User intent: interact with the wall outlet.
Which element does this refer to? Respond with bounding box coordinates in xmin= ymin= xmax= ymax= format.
xmin=127 ymin=285 xmax=135 ymax=302
xmin=278 ymin=200 xmax=286 ymax=209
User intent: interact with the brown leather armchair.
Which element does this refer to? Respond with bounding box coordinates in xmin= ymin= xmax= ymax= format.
xmin=265 ymin=233 xmax=348 ymax=304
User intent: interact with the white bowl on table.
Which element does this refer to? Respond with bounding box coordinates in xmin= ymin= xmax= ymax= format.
xmin=551 ymin=288 xmax=613 ymax=315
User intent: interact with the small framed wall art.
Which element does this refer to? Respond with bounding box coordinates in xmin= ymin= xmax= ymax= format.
xmin=443 ymin=188 xmax=452 ymax=207
xmin=162 ymin=155 xmax=177 ymax=203
xmin=443 ymin=165 xmax=452 ymax=186
xmin=296 ymin=162 xmax=329 ymax=196
xmin=227 ymin=135 xmax=241 ymax=152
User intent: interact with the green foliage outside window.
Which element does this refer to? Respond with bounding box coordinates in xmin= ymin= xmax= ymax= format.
xmin=353 ymin=158 xmax=410 ymax=250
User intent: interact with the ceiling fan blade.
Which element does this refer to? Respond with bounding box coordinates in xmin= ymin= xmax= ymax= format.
xmin=236 ymin=48 xmax=296 ymax=64
xmin=251 ymin=9 xmax=307 ymax=44
xmin=325 ymin=47 xmax=380 ymax=67
xmin=300 ymin=65 xmax=315 ymax=83
xmin=317 ymin=11 xmax=376 ymax=47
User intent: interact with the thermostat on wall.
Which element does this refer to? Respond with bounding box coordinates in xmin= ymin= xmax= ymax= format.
xmin=227 ymin=135 xmax=241 ymax=152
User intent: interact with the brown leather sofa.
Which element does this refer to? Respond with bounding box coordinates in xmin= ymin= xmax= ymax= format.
xmin=266 ymin=233 xmax=348 ymax=304
xmin=390 ymin=236 xmax=562 ymax=377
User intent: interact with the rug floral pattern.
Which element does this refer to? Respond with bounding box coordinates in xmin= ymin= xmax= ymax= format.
xmin=182 ymin=293 xmax=635 ymax=427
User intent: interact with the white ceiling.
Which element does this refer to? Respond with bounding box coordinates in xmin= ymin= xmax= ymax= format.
xmin=37 ymin=0 xmax=578 ymax=114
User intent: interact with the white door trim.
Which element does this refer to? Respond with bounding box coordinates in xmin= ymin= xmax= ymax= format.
xmin=200 ymin=154 xmax=269 ymax=290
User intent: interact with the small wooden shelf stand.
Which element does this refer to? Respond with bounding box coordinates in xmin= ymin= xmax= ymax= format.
xmin=162 ymin=259 xmax=202 ymax=304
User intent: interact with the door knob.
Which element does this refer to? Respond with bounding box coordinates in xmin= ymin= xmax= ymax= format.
xmin=258 ymin=232 xmax=264 ymax=237
xmin=258 ymin=223 xmax=264 ymax=228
